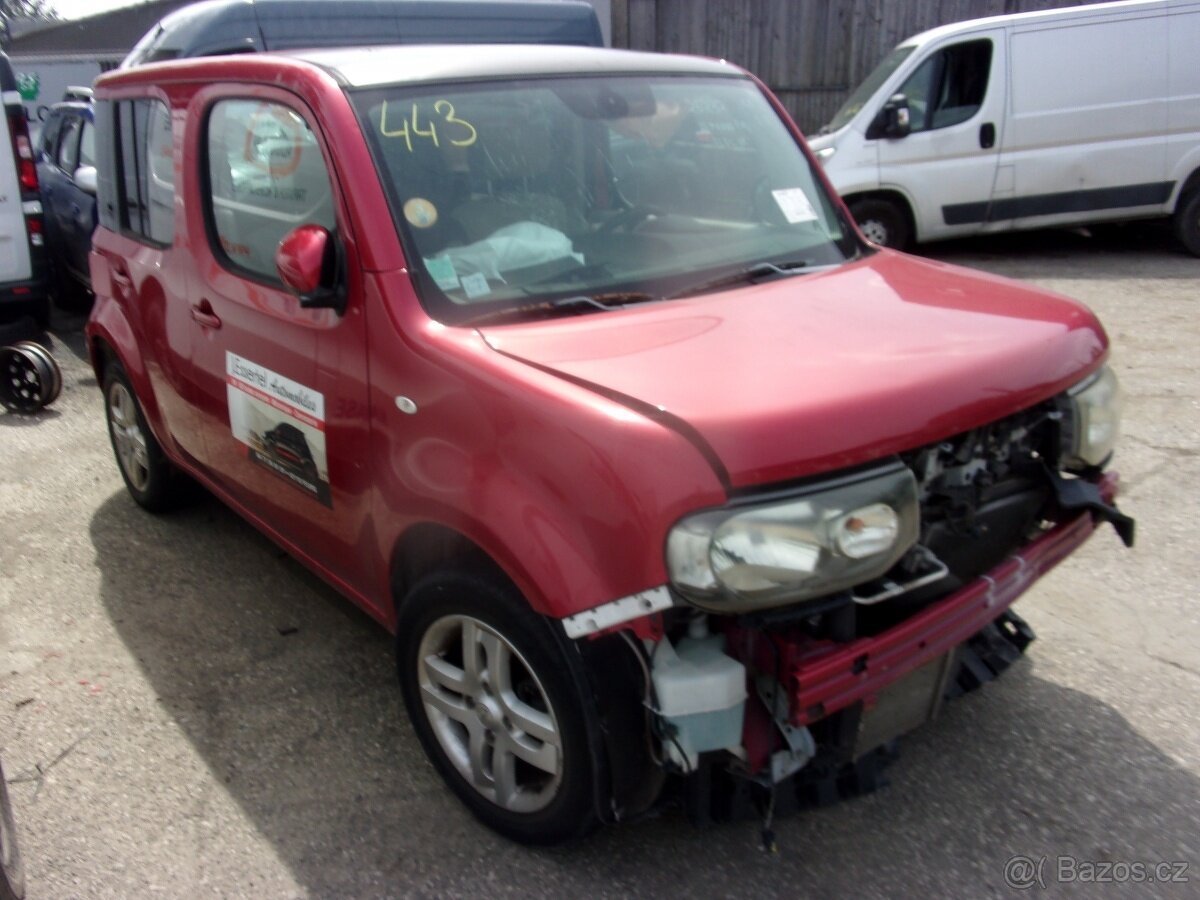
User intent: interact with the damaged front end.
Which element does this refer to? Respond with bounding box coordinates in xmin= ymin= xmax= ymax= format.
xmin=572 ymin=366 xmax=1134 ymax=831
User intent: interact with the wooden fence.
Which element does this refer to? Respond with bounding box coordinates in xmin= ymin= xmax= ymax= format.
xmin=611 ymin=0 xmax=1098 ymax=132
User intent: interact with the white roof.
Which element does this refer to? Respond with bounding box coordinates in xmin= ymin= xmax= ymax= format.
xmin=290 ymin=44 xmax=742 ymax=88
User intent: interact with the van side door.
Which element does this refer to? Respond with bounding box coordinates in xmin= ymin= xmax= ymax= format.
xmin=999 ymin=10 xmax=1170 ymax=230
xmin=874 ymin=31 xmax=1006 ymax=242
xmin=183 ymin=89 xmax=373 ymax=602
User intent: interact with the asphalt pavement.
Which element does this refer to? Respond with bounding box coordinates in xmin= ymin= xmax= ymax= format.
xmin=2 ymin=224 xmax=1198 ymax=898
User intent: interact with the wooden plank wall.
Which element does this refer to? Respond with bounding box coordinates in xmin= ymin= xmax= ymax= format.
xmin=611 ymin=0 xmax=1098 ymax=133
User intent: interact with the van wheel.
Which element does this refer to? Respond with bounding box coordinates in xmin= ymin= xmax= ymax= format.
xmin=103 ymin=361 xmax=180 ymax=512
xmin=1174 ymin=189 xmax=1200 ymax=257
xmin=395 ymin=569 xmax=598 ymax=844
xmin=849 ymin=198 xmax=911 ymax=250
xmin=0 ymin=759 xmax=25 ymax=900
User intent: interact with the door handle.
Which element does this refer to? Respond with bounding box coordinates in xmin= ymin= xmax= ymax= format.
xmin=109 ymin=268 xmax=133 ymax=299
xmin=979 ymin=122 xmax=996 ymax=149
xmin=191 ymin=300 xmax=222 ymax=330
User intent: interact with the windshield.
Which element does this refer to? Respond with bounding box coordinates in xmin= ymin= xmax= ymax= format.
xmin=823 ymin=45 xmax=915 ymax=134
xmin=353 ymin=75 xmax=859 ymax=324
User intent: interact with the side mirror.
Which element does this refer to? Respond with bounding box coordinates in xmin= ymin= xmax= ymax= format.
xmin=275 ymin=224 xmax=345 ymax=314
xmin=880 ymin=93 xmax=911 ymax=138
xmin=74 ymin=165 xmax=98 ymax=195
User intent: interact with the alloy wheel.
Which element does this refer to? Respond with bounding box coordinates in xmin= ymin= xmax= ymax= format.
xmin=417 ymin=614 xmax=563 ymax=813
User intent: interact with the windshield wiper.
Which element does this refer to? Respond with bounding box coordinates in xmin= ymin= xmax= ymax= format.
xmin=665 ymin=260 xmax=815 ymax=301
xmin=465 ymin=291 xmax=656 ymax=326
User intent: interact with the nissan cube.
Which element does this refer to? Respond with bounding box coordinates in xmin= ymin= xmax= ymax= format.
xmin=85 ymin=45 xmax=1133 ymax=844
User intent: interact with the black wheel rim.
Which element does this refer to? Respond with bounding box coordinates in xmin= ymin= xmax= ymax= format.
xmin=0 ymin=344 xmax=52 ymax=413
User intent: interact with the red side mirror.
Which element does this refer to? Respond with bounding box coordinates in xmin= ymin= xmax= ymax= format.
xmin=276 ymin=224 xmax=330 ymax=297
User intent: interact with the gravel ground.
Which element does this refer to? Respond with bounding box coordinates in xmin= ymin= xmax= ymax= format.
xmin=2 ymin=225 xmax=1198 ymax=898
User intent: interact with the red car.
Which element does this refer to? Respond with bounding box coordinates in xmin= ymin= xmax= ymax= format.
xmin=86 ymin=45 xmax=1133 ymax=844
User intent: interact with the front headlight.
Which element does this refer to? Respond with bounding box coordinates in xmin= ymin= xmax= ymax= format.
xmin=1062 ymin=365 xmax=1122 ymax=470
xmin=666 ymin=465 xmax=919 ymax=612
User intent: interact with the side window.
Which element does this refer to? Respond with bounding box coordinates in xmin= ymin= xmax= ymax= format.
xmin=57 ymin=116 xmax=82 ymax=173
xmin=39 ymin=113 xmax=63 ymax=161
xmin=896 ymin=39 xmax=993 ymax=133
xmin=115 ymin=98 xmax=175 ymax=245
xmin=79 ymin=120 xmax=96 ymax=169
xmin=206 ymin=99 xmax=335 ymax=281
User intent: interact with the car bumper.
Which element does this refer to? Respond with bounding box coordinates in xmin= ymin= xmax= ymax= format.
xmin=736 ymin=472 xmax=1120 ymax=729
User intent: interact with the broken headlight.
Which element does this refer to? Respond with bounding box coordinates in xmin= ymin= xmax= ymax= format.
xmin=1061 ymin=365 xmax=1122 ymax=470
xmin=666 ymin=464 xmax=919 ymax=612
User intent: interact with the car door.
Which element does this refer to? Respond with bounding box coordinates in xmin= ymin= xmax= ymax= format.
xmin=91 ymin=95 xmax=208 ymax=468
xmin=185 ymin=89 xmax=371 ymax=590
xmin=875 ymin=31 xmax=1006 ymax=241
xmin=64 ymin=116 xmax=97 ymax=281
xmin=49 ymin=113 xmax=84 ymax=272
xmin=36 ymin=110 xmax=68 ymax=267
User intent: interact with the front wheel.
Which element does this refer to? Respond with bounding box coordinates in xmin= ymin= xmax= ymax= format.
xmin=395 ymin=570 xmax=599 ymax=844
xmin=848 ymin=197 xmax=912 ymax=250
xmin=1174 ymin=188 xmax=1200 ymax=257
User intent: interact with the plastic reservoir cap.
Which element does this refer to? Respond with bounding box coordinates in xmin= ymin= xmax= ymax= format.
xmin=651 ymin=635 xmax=747 ymax=718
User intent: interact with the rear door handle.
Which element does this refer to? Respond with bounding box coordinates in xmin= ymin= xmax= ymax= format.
xmin=109 ymin=268 xmax=133 ymax=299
xmin=979 ymin=122 xmax=996 ymax=149
xmin=191 ymin=300 xmax=222 ymax=330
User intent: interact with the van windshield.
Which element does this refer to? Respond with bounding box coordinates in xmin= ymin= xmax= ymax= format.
xmin=353 ymin=75 xmax=859 ymax=324
xmin=822 ymin=45 xmax=915 ymax=134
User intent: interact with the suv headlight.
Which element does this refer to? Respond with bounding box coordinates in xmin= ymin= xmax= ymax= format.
xmin=666 ymin=465 xmax=919 ymax=612
xmin=1062 ymin=365 xmax=1122 ymax=470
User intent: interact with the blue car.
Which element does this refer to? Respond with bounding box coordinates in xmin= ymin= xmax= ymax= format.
xmin=36 ymin=99 xmax=97 ymax=304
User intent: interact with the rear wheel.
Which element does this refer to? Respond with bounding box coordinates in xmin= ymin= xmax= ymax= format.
xmin=1174 ymin=188 xmax=1200 ymax=257
xmin=849 ymin=197 xmax=912 ymax=250
xmin=103 ymin=360 xmax=181 ymax=512
xmin=395 ymin=569 xmax=599 ymax=844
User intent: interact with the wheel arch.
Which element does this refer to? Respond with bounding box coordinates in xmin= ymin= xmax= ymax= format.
xmin=844 ymin=189 xmax=919 ymax=242
xmin=1173 ymin=164 xmax=1200 ymax=208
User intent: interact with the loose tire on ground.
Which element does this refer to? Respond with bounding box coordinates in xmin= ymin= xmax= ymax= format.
xmin=849 ymin=197 xmax=912 ymax=250
xmin=395 ymin=569 xmax=599 ymax=845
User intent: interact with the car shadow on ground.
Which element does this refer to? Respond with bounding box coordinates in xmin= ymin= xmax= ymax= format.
xmin=920 ymin=222 xmax=1197 ymax=279
xmin=88 ymin=490 xmax=1200 ymax=896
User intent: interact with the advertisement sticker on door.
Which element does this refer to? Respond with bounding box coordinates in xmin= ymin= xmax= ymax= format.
xmin=225 ymin=352 xmax=332 ymax=507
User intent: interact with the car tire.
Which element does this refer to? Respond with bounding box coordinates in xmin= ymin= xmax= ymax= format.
xmin=103 ymin=360 xmax=180 ymax=513
xmin=849 ymin=198 xmax=912 ymax=250
xmin=0 ymin=759 xmax=25 ymax=900
xmin=395 ymin=568 xmax=599 ymax=845
xmin=1173 ymin=188 xmax=1200 ymax=257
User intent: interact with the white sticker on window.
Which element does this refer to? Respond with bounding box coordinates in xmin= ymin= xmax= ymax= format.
xmin=225 ymin=352 xmax=332 ymax=507
xmin=424 ymin=255 xmax=459 ymax=291
xmin=771 ymin=188 xmax=819 ymax=224
xmin=460 ymin=272 xmax=491 ymax=299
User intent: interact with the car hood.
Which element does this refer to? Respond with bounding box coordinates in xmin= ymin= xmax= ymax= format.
xmin=478 ymin=251 xmax=1107 ymax=489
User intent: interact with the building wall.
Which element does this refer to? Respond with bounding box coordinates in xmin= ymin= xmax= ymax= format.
xmin=611 ymin=0 xmax=1100 ymax=132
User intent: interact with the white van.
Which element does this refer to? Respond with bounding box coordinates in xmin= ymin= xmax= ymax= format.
xmin=808 ymin=0 xmax=1200 ymax=255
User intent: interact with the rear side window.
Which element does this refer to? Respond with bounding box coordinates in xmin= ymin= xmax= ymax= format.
xmin=205 ymin=99 xmax=335 ymax=281
xmin=39 ymin=112 xmax=63 ymax=160
xmin=80 ymin=121 xmax=95 ymax=168
xmin=896 ymin=39 xmax=993 ymax=132
xmin=57 ymin=116 xmax=82 ymax=172
xmin=115 ymin=98 xmax=175 ymax=245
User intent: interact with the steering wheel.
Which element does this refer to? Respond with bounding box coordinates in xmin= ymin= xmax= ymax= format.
xmin=596 ymin=204 xmax=662 ymax=234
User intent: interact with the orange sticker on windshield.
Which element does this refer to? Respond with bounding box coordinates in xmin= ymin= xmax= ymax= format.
xmin=404 ymin=198 xmax=438 ymax=229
